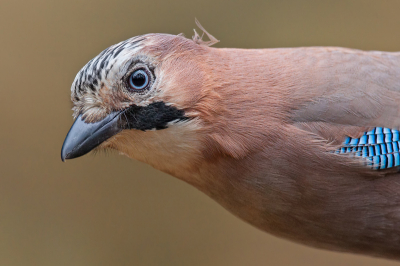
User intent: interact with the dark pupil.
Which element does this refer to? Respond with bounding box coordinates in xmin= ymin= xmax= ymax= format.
xmin=132 ymin=73 xmax=146 ymax=87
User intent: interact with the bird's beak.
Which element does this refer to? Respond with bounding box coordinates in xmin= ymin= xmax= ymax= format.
xmin=61 ymin=111 xmax=123 ymax=161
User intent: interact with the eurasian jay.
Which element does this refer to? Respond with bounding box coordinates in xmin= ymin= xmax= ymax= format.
xmin=61 ymin=22 xmax=400 ymax=260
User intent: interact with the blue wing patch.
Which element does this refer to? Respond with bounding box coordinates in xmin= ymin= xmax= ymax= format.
xmin=338 ymin=127 xmax=400 ymax=170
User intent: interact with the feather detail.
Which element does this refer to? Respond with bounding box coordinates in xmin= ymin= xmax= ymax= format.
xmin=192 ymin=18 xmax=219 ymax=47
xmin=338 ymin=127 xmax=400 ymax=170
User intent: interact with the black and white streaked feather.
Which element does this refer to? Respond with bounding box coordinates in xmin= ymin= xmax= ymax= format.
xmin=72 ymin=37 xmax=145 ymax=99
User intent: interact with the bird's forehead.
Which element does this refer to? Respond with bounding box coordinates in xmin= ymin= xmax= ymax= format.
xmin=71 ymin=36 xmax=146 ymax=98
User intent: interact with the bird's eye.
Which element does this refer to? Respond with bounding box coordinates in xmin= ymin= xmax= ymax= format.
xmin=128 ymin=69 xmax=149 ymax=91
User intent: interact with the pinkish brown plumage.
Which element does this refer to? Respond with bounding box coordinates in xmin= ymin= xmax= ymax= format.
xmin=62 ymin=23 xmax=400 ymax=260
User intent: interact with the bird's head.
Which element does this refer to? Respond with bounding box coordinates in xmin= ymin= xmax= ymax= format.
xmin=61 ymin=25 xmax=282 ymax=180
xmin=61 ymin=30 xmax=230 ymax=176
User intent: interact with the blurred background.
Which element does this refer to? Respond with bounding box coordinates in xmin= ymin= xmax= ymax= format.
xmin=1 ymin=0 xmax=400 ymax=265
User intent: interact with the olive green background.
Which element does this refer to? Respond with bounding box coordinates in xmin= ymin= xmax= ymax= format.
xmin=1 ymin=0 xmax=400 ymax=265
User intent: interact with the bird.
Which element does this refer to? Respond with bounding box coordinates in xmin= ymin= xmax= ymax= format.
xmin=61 ymin=20 xmax=400 ymax=260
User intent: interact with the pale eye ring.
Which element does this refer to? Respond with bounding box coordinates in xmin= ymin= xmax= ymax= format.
xmin=129 ymin=69 xmax=149 ymax=91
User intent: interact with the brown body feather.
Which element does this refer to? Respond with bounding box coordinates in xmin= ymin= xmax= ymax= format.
xmin=140 ymin=36 xmax=400 ymax=259
xmin=71 ymin=33 xmax=400 ymax=259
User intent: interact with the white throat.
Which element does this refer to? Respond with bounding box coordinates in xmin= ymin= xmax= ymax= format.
xmin=105 ymin=119 xmax=204 ymax=178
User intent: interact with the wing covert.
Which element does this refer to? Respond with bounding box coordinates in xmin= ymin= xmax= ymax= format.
xmin=338 ymin=127 xmax=400 ymax=170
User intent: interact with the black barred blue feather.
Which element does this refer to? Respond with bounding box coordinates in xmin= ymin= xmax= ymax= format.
xmin=338 ymin=127 xmax=400 ymax=170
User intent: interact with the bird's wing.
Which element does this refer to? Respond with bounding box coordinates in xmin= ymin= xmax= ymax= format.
xmin=289 ymin=48 xmax=400 ymax=170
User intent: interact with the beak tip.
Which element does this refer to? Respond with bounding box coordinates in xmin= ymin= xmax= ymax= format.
xmin=61 ymin=148 xmax=68 ymax=162
xmin=61 ymin=112 xmax=122 ymax=162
